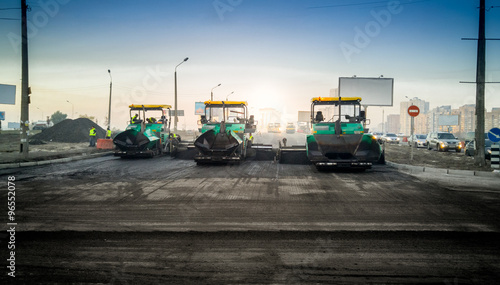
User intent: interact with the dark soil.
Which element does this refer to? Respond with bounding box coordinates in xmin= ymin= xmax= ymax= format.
xmin=383 ymin=143 xmax=492 ymax=172
xmin=31 ymin=118 xmax=106 ymax=143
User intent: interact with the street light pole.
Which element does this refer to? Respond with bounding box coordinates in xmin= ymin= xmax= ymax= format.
xmin=66 ymin=100 xmax=74 ymax=118
xmin=225 ymin=91 xmax=234 ymax=101
xmin=174 ymin=57 xmax=189 ymax=133
xmin=210 ymin=83 xmax=221 ymax=119
xmin=107 ymin=69 xmax=112 ymax=130
xmin=211 ymin=83 xmax=221 ymax=102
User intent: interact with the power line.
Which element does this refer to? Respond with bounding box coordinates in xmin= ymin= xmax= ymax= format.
xmin=307 ymin=0 xmax=431 ymax=9
xmin=0 ymin=7 xmax=20 ymax=21
xmin=308 ymin=0 xmax=389 ymax=9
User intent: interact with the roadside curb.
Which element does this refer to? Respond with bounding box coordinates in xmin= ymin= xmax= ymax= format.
xmin=386 ymin=161 xmax=500 ymax=178
xmin=0 ymin=151 xmax=114 ymax=170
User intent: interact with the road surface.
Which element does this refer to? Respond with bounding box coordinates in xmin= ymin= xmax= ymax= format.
xmin=1 ymin=133 xmax=499 ymax=283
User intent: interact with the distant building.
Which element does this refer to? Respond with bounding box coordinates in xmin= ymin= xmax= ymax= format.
xmin=449 ymin=109 xmax=461 ymax=134
xmin=396 ymin=99 xmax=498 ymax=137
xmin=386 ymin=114 xmax=400 ymax=134
xmin=485 ymin=108 xmax=500 ymax=132
xmin=459 ymin=104 xmax=475 ymax=134
xmin=427 ymin=105 xmax=451 ymax=133
xmin=259 ymin=108 xmax=282 ymax=130
xmin=400 ymin=97 xmax=429 ymax=135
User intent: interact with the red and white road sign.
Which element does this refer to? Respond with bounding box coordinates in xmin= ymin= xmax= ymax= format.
xmin=408 ymin=105 xmax=420 ymax=117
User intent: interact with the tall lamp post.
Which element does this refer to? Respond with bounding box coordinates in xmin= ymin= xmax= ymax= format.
xmin=210 ymin=83 xmax=221 ymax=119
xmin=174 ymin=57 xmax=189 ymax=133
xmin=107 ymin=69 xmax=112 ymax=130
xmin=211 ymin=83 xmax=221 ymax=101
xmin=225 ymin=91 xmax=234 ymax=101
xmin=66 ymin=100 xmax=74 ymax=118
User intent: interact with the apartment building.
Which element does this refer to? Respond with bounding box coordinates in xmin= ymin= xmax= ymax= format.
xmin=400 ymin=97 xmax=429 ymax=135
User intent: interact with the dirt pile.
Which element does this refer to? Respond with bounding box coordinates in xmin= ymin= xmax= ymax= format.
xmin=31 ymin=118 xmax=106 ymax=143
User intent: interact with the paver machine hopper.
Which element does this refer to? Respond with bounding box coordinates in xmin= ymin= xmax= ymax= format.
xmin=279 ymin=97 xmax=383 ymax=170
xmin=113 ymin=104 xmax=179 ymax=157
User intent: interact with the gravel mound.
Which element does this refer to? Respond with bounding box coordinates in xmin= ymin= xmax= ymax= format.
xmin=29 ymin=139 xmax=46 ymax=145
xmin=31 ymin=118 xmax=106 ymax=143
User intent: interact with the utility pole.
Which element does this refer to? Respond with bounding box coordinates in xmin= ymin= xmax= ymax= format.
xmin=20 ymin=0 xmax=29 ymax=159
xmin=474 ymin=0 xmax=486 ymax=166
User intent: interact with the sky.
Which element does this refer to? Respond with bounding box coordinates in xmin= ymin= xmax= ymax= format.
xmin=1 ymin=0 xmax=499 ymax=131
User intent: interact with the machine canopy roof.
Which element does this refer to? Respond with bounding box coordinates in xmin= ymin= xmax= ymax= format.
xmin=129 ymin=104 xmax=172 ymax=111
xmin=204 ymin=100 xmax=247 ymax=107
xmin=311 ymin=97 xmax=362 ymax=104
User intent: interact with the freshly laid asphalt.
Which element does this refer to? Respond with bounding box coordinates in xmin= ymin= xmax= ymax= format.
xmin=1 ymin=138 xmax=499 ymax=284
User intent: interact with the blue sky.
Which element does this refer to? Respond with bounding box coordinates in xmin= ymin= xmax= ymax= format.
xmin=1 ymin=0 xmax=499 ymax=130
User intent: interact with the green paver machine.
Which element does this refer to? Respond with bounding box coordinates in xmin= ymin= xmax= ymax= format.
xmin=113 ymin=104 xmax=179 ymax=157
xmin=279 ymin=97 xmax=383 ymax=170
xmin=194 ymin=100 xmax=257 ymax=164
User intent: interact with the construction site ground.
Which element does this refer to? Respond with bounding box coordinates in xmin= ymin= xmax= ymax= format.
xmin=0 ymin=131 xmax=495 ymax=173
xmin=1 ymin=131 xmax=499 ymax=283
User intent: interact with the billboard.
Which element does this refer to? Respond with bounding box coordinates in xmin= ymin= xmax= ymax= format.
xmin=8 ymin=122 xmax=20 ymax=129
xmin=438 ymin=115 xmax=459 ymax=126
xmin=195 ymin=102 xmax=205 ymax=115
xmin=0 ymin=84 xmax=16 ymax=105
xmin=338 ymin=77 xmax=393 ymax=106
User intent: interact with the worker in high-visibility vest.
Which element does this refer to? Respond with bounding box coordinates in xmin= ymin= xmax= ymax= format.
xmin=131 ymin=114 xmax=138 ymax=124
xmin=105 ymin=128 xmax=112 ymax=139
xmin=89 ymin=126 xmax=97 ymax=147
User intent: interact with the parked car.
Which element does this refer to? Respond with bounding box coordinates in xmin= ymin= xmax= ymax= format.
xmin=297 ymin=122 xmax=308 ymax=133
xmin=32 ymin=120 xmax=50 ymax=130
xmin=408 ymin=134 xmax=427 ymax=148
xmin=267 ymin=123 xmax=281 ymax=133
xmin=371 ymin=132 xmax=383 ymax=143
xmin=381 ymin=133 xmax=400 ymax=144
xmin=426 ymin=132 xmax=462 ymax=152
xmin=465 ymin=139 xmax=492 ymax=159
xmin=285 ymin=122 xmax=296 ymax=134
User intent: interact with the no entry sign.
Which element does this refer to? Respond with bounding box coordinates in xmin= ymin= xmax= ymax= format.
xmin=408 ymin=105 xmax=420 ymax=117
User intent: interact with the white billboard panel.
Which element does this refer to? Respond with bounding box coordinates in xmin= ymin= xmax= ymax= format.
xmin=438 ymin=115 xmax=459 ymax=126
xmin=338 ymin=77 xmax=393 ymax=106
xmin=8 ymin=122 xmax=20 ymax=129
xmin=0 ymin=84 xmax=16 ymax=105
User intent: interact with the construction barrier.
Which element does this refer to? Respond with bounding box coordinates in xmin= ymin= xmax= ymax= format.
xmin=492 ymin=144 xmax=499 ymax=169
xmin=96 ymin=138 xmax=115 ymax=150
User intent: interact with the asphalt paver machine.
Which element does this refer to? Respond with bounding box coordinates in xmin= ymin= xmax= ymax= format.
xmin=113 ymin=104 xmax=179 ymax=157
xmin=194 ymin=100 xmax=271 ymax=164
xmin=279 ymin=97 xmax=383 ymax=170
